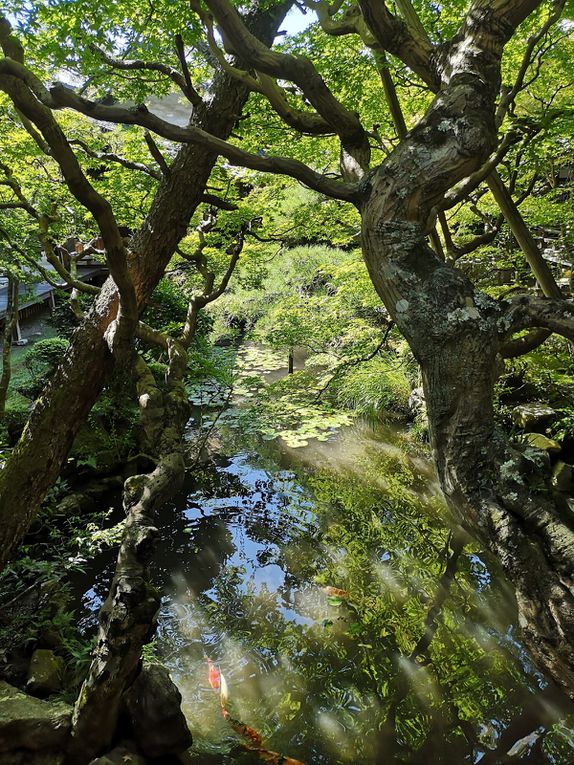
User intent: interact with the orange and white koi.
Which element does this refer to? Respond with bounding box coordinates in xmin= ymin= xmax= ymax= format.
xmin=224 ymin=712 xmax=264 ymax=747
xmin=207 ymin=657 xmax=221 ymax=690
xmin=205 ymin=657 xmax=307 ymax=765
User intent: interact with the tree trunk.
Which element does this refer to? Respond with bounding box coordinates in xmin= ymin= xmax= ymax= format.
xmin=0 ymin=0 xmax=288 ymax=570
xmin=66 ymin=346 xmax=189 ymax=764
xmin=487 ymin=171 xmax=562 ymax=298
xmin=359 ymin=17 xmax=574 ymax=696
xmin=0 ymin=276 xmax=18 ymax=419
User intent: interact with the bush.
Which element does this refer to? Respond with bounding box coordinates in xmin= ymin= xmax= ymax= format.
xmin=142 ymin=278 xmax=189 ymax=331
xmin=333 ymin=355 xmax=413 ymax=418
xmin=72 ymin=368 xmax=139 ymax=472
xmin=15 ymin=338 xmax=70 ymax=399
xmin=3 ymin=392 xmax=32 ymax=444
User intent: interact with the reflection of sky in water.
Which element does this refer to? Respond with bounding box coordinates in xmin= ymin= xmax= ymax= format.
xmin=75 ymin=431 xmax=574 ymax=763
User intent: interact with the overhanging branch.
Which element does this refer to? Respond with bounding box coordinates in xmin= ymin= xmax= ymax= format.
xmin=0 ymin=60 xmax=360 ymax=202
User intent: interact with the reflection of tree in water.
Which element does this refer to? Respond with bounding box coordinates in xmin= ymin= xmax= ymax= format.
xmin=157 ymin=448 xmax=574 ymax=764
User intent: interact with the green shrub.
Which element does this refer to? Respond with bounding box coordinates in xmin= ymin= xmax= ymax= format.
xmin=3 ymin=392 xmax=32 ymax=444
xmin=333 ymin=355 xmax=412 ymax=418
xmin=15 ymin=338 xmax=69 ymax=399
xmin=142 ymin=277 xmax=188 ymax=331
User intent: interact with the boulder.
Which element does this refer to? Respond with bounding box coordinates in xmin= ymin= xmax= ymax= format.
xmin=524 ymin=433 xmax=561 ymax=455
xmin=553 ymin=462 xmax=574 ymax=493
xmin=89 ymin=745 xmax=146 ymax=765
xmin=0 ymin=750 xmax=64 ymax=764
xmin=123 ymin=663 xmax=192 ymax=758
xmin=0 ymin=681 xmax=71 ymax=752
xmin=26 ymin=650 xmax=65 ymax=696
xmin=511 ymin=403 xmax=557 ymax=431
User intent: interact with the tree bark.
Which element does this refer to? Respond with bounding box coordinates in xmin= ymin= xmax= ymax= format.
xmin=0 ymin=276 xmax=18 ymax=419
xmin=66 ymin=346 xmax=189 ymax=764
xmin=359 ymin=4 xmax=574 ymax=697
xmin=0 ymin=2 xmax=289 ymax=569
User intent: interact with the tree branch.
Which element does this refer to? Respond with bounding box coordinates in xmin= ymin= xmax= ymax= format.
xmin=201 ymin=192 xmax=238 ymax=210
xmin=0 ymin=66 xmax=360 ymax=202
xmin=174 ymin=33 xmax=203 ymax=106
xmin=91 ymin=43 xmax=202 ymax=106
xmin=199 ymin=0 xmax=369 ymax=161
xmin=440 ymin=131 xmax=518 ymax=211
xmin=357 ymin=0 xmax=438 ymax=90
xmin=144 ymin=131 xmax=170 ymax=177
xmin=499 ymin=328 xmax=552 ymax=358
xmin=500 ymin=295 xmax=574 ymax=343
xmin=197 ymin=5 xmax=334 ymax=136
xmin=69 ymin=138 xmax=162 ymax=180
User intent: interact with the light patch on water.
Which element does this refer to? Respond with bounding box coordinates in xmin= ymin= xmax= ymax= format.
xmin=316 ymin=711 xmax=357 ymax=762
xmin=374 ymin=561 xmax=408 ymax=601
xmin=398 ymin=656 xmax=440 ymax=706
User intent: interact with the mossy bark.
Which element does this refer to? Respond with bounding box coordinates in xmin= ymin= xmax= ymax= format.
xmin=0 ymin=277 xmax=18 ymax=420
xmin=359 ymin=5 xmax=574 ymax=696
xmin=0 ymin=2 xmax=289 ymax=570
xmin=66 ymin=344 xmax=190 ymax=764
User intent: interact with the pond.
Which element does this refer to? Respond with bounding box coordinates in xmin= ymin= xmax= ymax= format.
xmin=78 ymin=348 xmax=574 ymax=764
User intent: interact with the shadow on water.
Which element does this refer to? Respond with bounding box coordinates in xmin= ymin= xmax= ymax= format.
xmin=76 ymin=349 xmax=574 ymax=764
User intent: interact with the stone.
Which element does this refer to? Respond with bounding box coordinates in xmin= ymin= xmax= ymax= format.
xmin=123 ymin=663 xmax=192 ymax=758
xmin=553 ymin=461 xmax=574 ymax=493
xmin=0 ymin=680 xmax=71 ymax=752
xmin=0 ymin=751 xmax=64 ymax=765
xmin=89 ymin=745 xmax=146 ymax=765
xmin=0 ymin=750 xmax=64 ymax=764
xmin=408 ymin=387 xmax=426 ymax=416
xmin=524 ymin=433 xmax=561 ymax=455
xmin=26 ymin=650 xmax=65 ymax=696
xmin=511 ymin=403 xmax=557 ymax=431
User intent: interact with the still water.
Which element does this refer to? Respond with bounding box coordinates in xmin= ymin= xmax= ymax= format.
xmin=79 ymin=347 xmax=574 ymax=763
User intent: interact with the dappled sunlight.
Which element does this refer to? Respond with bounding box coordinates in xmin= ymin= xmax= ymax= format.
xmin=70 ymin=420 xmax=574 ymax=761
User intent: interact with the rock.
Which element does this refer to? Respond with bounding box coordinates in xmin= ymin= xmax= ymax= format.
xmin=124 ymin=663 xmax=192 ymax=758
xmin=408 ymin=387 xmax=426 ymax=416
xmin=0 ymin=750 xmax=65 ymax=765
xmin=89 ymin=745 xmax=146 ymax=765
xmin=524 ymin=433 xmax=561 ymax=455
xmin=0 ymin=750 xmax=64 ymax=764
xmin=553 ymin=461 xmax=574 ymax=493
xmin=26 ymin=650 xmax=65 ymax=696
xmin=0 ymin=680 xmax=71 ymax=752
xmin=511 ymin=403 xmax=557 ymax=431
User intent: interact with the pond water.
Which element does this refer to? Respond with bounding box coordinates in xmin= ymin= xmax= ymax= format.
xmin=78 ymin=349 xmax=574 ymax=764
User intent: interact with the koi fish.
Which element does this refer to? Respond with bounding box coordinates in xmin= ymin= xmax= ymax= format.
xmin=206 ymin=656 xmax=307 ymax=765
xmin=253 ymin=747 xmax=307 ymax=764
xmin=226 ymin=715 xmax=264 ymax=747
xmin=207 ymin=657 xmax=220 ymax=690
xmin=220 ymin=671 xmax=229 ymax=708
xmin=321 ymin=586 xmax=349 ymax=599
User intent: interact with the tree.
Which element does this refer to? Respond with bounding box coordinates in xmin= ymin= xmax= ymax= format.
xmin=1 ymin=0 xmax=574 ymax=703
xmin=0 ymin=1 xmax=289 ymax=567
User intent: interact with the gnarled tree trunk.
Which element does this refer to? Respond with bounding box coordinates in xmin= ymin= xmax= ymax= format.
xmin=0 ymin=2 xmax=289 ymax=569
xmin=66 ymin=344 xmax=190 ymax=764
xmin=360 ymin=4 xmax=574 ymax=696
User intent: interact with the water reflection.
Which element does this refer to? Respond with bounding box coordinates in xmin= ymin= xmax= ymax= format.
xmin=150 ymin=423 xmax=574 ymax=764
xmin=76 ymin=417 xmax=574 ymax=763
